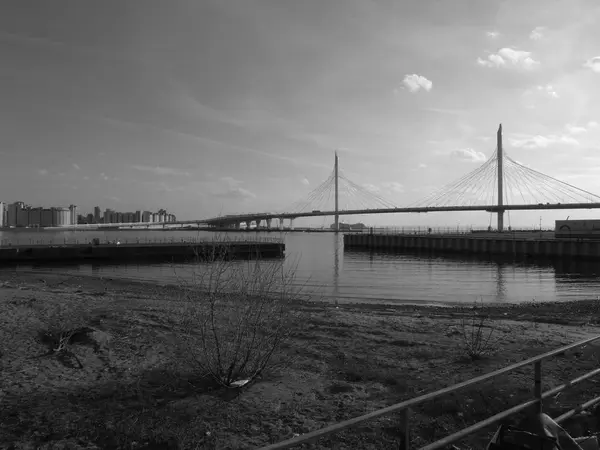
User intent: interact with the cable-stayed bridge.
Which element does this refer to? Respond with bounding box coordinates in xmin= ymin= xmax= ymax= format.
xmin=201 ymin=124 xmax=600 ymax=231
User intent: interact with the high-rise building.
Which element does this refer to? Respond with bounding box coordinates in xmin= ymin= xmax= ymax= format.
xmin=142 ymin=211 xmax=152 ymax=222
xmin=69 ymin=205 xmax=77 ymax=226
xmin=0 ymin=202 xmax=4 ymax=228
xmin=17 ymin=205 xmax=29 ymax=227
xmin=94 ymin=206 xmax=101 ymax=224
xmin=41 ymin=208 xmax=53 ymax=227
xmin=7 ymin=202 xmax=23 ymax=227
xmin=104 ymin=209 xmax=114 ymax=224
xmin=29 ymin=207 xmax=42 ymax=227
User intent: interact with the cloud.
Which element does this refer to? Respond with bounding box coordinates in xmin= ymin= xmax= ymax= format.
xmin=105 ymin=196 xmax=121 ymax=203
xmin=363 ymin=183 xmax=380 ymax=193
xmin=401 ymin=74 xmax=433 ymax=93
xmin=584 ymin=57 xmax=600 ymax=73
xmin=486 ymin=31 xmax=499 ymax=39
xmin=210 ymin=176 xmax=256 ymax=200
xmin=529 ymin=26 xmax=546 ymax=40
xmin=301 ymin=177 xmax=310 ymax=186
xmin=536 ymin=84 xmax=558 ymax=98
xmin=477 ymin=48 xmax=539 ymax=69
xmin=214 ymin=187 xmax=256 ymax=200
xmin=100 ymin=172 xmax=109 ymax=181
xmin=381 ymin=182 xmax=404 ymax=193
xmin=153 ymin=181 xmax=186 ymax=193
xmin=131 ymin=165 xmax=191 ymax=176
xmin=450 ymin=148 xmax=487 ymax=162
xmin=83 ymin=176 xmax=90 ymax=180
xmin=418 ymin=163 xmax=427 ymax=169
xmin=509 ymin=134 xmax=579 ymax=149
xmin=522 ymin=84 xmax=559 ymax=108
xmin=72 ymin=163 xmax=81 ymax=170
xmin=566 ymin=124 xmax=588 ymax=134
xmin=363 ymin=182 xmax=403 ymax=194
xmin=589 ymin=121 xmax=599 ymax=129
xmin=38 ymin=168 xmax=48 ymax=175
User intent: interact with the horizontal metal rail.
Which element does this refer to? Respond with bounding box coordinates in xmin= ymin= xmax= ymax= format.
xmin=259 ymin=335 xmax=600 ymax=450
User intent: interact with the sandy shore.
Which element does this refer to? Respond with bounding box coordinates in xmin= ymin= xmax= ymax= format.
xmin=1 ymin=269 xmax=600 ymax=449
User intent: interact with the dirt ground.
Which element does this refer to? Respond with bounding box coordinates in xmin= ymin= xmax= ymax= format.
xmin=1 ymin=269 xmax=600 ymax=450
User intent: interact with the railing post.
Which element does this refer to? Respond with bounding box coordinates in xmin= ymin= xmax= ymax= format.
xmin=534 ymin=360 xmax=542 ymax=414
xmin=402 ymin=408 xmax=410 ymax=450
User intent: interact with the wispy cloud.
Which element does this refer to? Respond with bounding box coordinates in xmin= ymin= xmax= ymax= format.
xmin=99 ymin=172 xmax=119 ymax=182
xmin=399 ymin=74 xmax=433 ymax=93
xmin=529 ymin=26 xmax=546 ymax=40
xmin=450 ymin=148 xmax=487 ymax=162
xmin=566 ymin=124 xmax=588 ymax=134
xmin=422 ymin=107 xmax=466 ymax=116
xmin=418 ymin=163 xmax=427 ymax=169
xmin=301 ymin=177 xmax=310 ymax=186
xmin=521 ymin=84 xmax=559 ymax=109
xmin=477 ymin=48 xmax=539 ymax=69
xmin=509 ymin=134 xmax=579 ymax=149
xmin=38 ymin=168 xmax=48 ymax=176
xmin=363 ymin=182 xmax=403 ymax=195
xmin=72 ymin=163 xmax=81 ymax=170
xmin=584 ymin=56 xmax=600 ymax=73
xmin=381 ymin=182 xmax=404 ymax=193
xmin=131 ymin=165 xmax=191 ymax=177
xmin=210 ymin=176 xmax=256 ymax=200
xmin=486 ymin=31 xmax=499 ymax=39
xmin=536 ymin=84 xmax=558 ymax=98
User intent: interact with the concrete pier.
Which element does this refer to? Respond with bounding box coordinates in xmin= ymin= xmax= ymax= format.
xmin=0 ymin=240 xmax=285 ymax=264
xmin=343 ymin=233 xmax=600 ymax=260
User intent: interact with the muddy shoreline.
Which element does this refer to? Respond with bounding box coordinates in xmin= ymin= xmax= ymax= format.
xmin=2 ymin=269 xmax=600 ymax=449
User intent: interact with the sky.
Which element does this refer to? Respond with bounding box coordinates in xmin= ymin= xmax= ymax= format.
xmin=1 ymin=0 xmax=599 ymax=227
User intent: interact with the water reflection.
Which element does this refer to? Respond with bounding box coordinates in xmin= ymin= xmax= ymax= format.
xmin=5 ymin=229 xmax=600 ymax=304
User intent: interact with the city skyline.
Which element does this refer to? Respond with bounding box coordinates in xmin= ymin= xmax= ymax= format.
xmin=0 ymin=200 xmax=175 ymax=228
xmin=1 ymin=1 xmax=599 ymax=227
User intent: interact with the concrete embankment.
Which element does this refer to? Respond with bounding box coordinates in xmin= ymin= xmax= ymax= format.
xmin=0 ymin=240 xmax=285 ymax=264
xmin=344 ymin=233 xmax=600 ymax=260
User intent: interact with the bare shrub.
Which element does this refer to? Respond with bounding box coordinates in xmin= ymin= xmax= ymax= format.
xmin=173 ymin=243 xmax=306 ymax=387
xmin=37 ymin=301 xmax=91 ymax=354
xmin=460 ymin=300 xmax=501 ymax=360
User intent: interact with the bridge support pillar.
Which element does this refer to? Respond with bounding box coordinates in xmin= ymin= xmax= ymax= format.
xmin=265 ymin=218 xmax=272 ymax=229
xmin=289 ymin=218 xmax=294 ymax=230
xmin=234 ymin=223 xmax=240 ymax=229
xmin=245 ymin=220 xmax=251 ymax=230
xmin=498 ymin=210 xmax=505 ymax=233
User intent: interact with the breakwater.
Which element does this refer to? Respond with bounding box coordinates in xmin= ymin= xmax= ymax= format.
xmin=0 ymin=240 xmax=285 ymax=264
xmin=344 ymin=233 xmax=600 ymax=260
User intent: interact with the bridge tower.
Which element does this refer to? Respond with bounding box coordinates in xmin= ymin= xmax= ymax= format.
xmin=497 ymin=124 xmax=504 ymax=232
xmin=334 ymin=151 xmax=339 ymax=232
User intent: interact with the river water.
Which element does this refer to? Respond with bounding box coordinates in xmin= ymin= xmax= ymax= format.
xmin=2 ymin=229 xmax=600 ymax=305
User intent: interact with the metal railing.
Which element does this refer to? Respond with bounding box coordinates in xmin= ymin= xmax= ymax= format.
xmin=259 ymin=335 xmax=600 ymax=450
xmin=353 ymin=226 xmax=555 ymax=235
xmin=0 ymin=236 xmax=283 ymax=248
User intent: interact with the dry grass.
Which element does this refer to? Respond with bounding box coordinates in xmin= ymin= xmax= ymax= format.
xmin=1 ymin=270 xmax=600 ymax=449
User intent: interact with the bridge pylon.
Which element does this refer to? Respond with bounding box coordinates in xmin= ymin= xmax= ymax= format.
xmin=334 ymin=151 xmax=339 ymax=232
xmin=497 ymin=124 xmax=505 ymax=232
